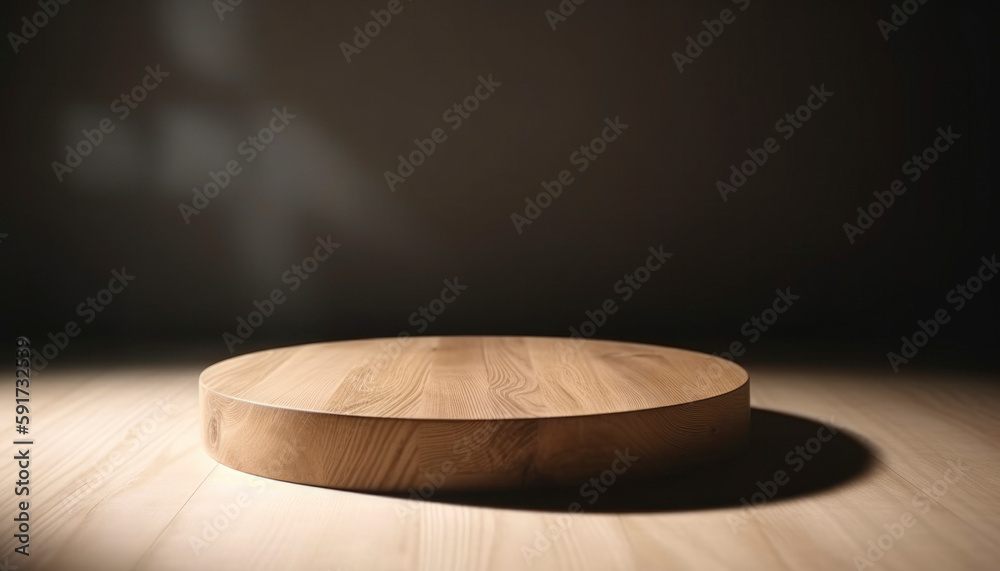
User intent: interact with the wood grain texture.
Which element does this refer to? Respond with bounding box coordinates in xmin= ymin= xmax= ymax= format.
xmin=3 ymin=362 xmax=999 ymax=570
xmin=199 ymin=336 xmax=750 ymax=491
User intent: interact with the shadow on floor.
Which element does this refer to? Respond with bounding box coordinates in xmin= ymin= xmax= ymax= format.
xmin=395 ymin=408 xmax=874 ymax=513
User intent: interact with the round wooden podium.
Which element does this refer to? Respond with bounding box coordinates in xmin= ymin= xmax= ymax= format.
xmin=199 ymin=336 xmax=749 ymax=492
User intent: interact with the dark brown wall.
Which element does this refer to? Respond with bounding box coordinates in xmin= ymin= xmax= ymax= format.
xmin=1 ymin=0 xmax=995 ymax=370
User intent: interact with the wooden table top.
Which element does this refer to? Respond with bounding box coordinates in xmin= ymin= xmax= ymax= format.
xmin=200 ymin=336 xmax=748 ymax=420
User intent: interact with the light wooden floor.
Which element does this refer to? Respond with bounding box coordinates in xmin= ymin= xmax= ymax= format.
xmin=3 ymin=360 xmax=998 ymax=570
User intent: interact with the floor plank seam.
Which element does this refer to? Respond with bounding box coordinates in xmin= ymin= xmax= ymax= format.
xmin=872 ymin=456 xmax=995 ymax=545
xmin=133 ymin=462 xmax=219 ymax=567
